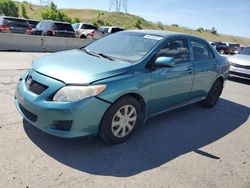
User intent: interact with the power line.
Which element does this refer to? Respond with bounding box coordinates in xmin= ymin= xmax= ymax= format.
xmin=109 ymin=0 xmax=128 ymax=13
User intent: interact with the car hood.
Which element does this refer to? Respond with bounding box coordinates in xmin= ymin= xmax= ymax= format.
xmin=228 ymin=54 xmax=250 ymax=66
xmin=32 ymin=50 xmax=131 ymax=84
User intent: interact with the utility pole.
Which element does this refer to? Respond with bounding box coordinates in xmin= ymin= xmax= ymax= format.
xmin=109 ymin=0 xmax=128 ymax=13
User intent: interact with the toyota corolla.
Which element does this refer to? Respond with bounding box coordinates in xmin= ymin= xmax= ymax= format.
xmin=15 ymin=30 xmax=229 ymax=143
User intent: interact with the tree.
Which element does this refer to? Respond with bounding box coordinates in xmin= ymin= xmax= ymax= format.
xmin=20 ymin=3 xmax=28 ymax=18
xmin=0 ymin=0 xmax=19 ymax=17
xmin=71 ymin=17 xmax=80 ymax=24
xmin=210 ymin=27 xmax=218 ymax=35
xmin=41 ymin=1 xmax=71 ymax=22
xmin=157 ymin=21 xmax=164 ymax=30
xmin=172 ymin=24 xmax=179 ymax=27
xmin=197 ymin=27 xmax=204 ymax=32
xmin=92 ymin=12 xmax=111 ymax=27
xmin=134 ymin=18 xmax=142 ymax=29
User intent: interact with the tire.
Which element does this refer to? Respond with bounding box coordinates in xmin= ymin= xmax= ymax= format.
xmin=80 ymin=35 xmax=86 ymax=39
xmin=99 ymin=96 xmax=142 ymax=144
xmin=219 ymin=49 xmax=225 ymax=54
xmin=201 ymin=79 xmax=223 ymax=108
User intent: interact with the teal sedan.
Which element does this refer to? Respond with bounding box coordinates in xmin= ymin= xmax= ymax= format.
xmin=15 ymin=30 xmax=230 ymax=143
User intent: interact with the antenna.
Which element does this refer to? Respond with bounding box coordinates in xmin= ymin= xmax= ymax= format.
xmin=109 ymin=0 xmax=128 ymax=13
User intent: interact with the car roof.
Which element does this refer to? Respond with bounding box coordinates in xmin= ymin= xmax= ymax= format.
xmin=0 ymin=16 xmax=27 ymax=21
xmin=41 ymin=20 xmax=70 ymax=24
xmin=100 ymin=26 xmax=123 ymax=29
xmin=26 ymin=19 xmax=39 ymax=22
xmin=126 ymin=30 xmax=204 ymax=40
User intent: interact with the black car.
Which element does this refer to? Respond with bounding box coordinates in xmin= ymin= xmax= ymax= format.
xmin=0 ymin=16 xmax=32 ymax=34
xmin=228 ymin=43 xmax=241 ymax=54
xmin=215 ymin=42 xmax=231 ymax=54
xmin=32 ymin=20 xmax=75 ymax=38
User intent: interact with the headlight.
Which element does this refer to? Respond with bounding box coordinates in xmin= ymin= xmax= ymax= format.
xmin=53 ymin=85 xmax=106 ymax=102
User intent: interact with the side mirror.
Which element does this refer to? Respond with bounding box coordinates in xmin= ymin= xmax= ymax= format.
xmin=155 ymin=56 xmax=175 ymax=67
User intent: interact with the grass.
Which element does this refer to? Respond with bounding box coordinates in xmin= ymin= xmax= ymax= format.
xmin=15 ymin=1 xmax=250 ymax=45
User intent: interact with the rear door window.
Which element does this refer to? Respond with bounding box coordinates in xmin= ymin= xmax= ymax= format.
xmin=191 ymin=40 xmax=210 ymax=61
xmin=54 ymin=23 xmax=74 ymax=31
xmin=103 ymin=28 xmax=109 ymax=33
xmin=4 ymin=18 xmax=29 ymax=28
xmin=111 ymin=28 xmax=124 ymax=33
xmin=81 ymin=24 xmax=97 ymax=30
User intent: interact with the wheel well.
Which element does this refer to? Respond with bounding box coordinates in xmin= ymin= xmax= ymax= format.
xmin=217 ymin=76 xmax=224 ymax=86
xmin=80 ymin=35 xmax=86 ymax=39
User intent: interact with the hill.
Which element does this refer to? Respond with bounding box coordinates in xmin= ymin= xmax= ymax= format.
xmin=15 ymin=2 xmax=250 ymax=45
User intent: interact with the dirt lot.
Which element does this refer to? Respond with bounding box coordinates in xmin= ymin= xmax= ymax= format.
xmin=0 ymin=52 xmax=249 ymax=188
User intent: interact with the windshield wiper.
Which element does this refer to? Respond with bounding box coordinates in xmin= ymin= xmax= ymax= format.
xmin=81 ymin=48 xmax=100 ymax=58
xmin=97 ymin=53 xmax=115 ymax=61
xmin=81 ymin=49 xmax=114 ymax=61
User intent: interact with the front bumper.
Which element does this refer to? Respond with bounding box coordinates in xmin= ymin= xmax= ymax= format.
xmin=229 ymin=66 xmax=250 ymax=80
xmin=15 ymin=70 xmax=110 ymax=138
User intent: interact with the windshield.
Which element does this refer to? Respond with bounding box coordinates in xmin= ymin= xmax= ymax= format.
xmin=84 ymin=32 xmax=163 ymax=62
xmin=239 ymin=47 xmax=250 ymax=55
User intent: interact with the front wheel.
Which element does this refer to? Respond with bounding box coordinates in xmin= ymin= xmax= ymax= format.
xmin=201 ymin=79 xmax=223 ymax=108
xmin=99 ymin=96 xmax=142 ymax=144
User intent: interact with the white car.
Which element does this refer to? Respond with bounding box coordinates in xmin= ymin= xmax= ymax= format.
xmin=228 ymin=47 xmax=250 ymax=80
xmin=72 ymin=23 xmax=103 ymax=39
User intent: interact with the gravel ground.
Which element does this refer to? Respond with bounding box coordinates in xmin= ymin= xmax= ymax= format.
xmin=0 ymin=52 xmax=249 ymax=188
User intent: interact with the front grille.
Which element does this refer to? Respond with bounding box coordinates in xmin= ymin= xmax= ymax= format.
xmin=19 ymin=103 xmax=38 ymax=122
xmin=230 ymin=71 xmax=250 ymax=79
xmin=52 ymin=120 xmax=73 ymax=131
xmin=25 ymin=76 xmax=48 ymax=95
xmin=230 ymin=63 xmax=250 ymax=70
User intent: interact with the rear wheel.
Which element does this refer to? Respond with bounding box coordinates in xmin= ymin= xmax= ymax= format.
xmin=201 ymin=79 xmax=223 ymax=108
xmin=80 ymin=35 xmax=86 ymax=39
xmin=99 ymin=96 xmax=142 ymax=144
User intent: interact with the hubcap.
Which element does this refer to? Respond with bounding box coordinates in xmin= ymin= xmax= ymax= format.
xmin=111 ymin=105 xmax=137 ymax=138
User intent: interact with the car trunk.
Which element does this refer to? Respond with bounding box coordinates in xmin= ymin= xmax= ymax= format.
xmin=4 ymin=18 xmax=29 ymax=34
xmin=54 ymin=23 xmax=75 ymax=38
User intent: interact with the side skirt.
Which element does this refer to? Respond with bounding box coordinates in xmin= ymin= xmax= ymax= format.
xmin=148 ymin=96 xmax=206 ymax=119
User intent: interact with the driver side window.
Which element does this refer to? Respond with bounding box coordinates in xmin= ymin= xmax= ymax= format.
xmin=158 ymin=39 xmax=190 ymax=64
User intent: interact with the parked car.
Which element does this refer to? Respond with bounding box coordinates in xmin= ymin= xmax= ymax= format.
xmin=98 ymin=26 xmax=124 ymax=35
xmin=0 ymin=16 xmax=32 ymax=34
xmin=72 ymin=23 xmax=100 ymax=39
xmin=215 ymin=42 xmax=231 ymax=54
xmin=228 ymin=46 xmax=250 ymax=80
xmin=209 ymin=41 xmax=217 ymax=49
xmin=26 ymin=19 xmax=39 ymax=29
xmin=32 ymin=20 xmax=75 ymax=38
xmin=215 ymin=42 xmax=241 ymax=55
xmin=228 ymin=43 xmax=241 ymax=54
xmin=15 ymin=30 xmax=229 ymax=144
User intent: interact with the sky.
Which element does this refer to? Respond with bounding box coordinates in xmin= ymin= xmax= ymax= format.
xmin=17 ymin=0 xmax=250 ymax=38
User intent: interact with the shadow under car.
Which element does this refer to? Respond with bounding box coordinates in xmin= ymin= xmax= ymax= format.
xmin=23 ymin=98 xmax=250 ymax=177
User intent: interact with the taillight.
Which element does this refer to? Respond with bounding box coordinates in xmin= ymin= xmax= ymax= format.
xmin=48 ymin=29 xmax=55 ymax=35
xmin=26 ymin=27 xmax=32 ymax=33
xmin=0 ymin=25 xmax=10 ymax=31
xmin=87 ymin=31 xmax=95 ymax=37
